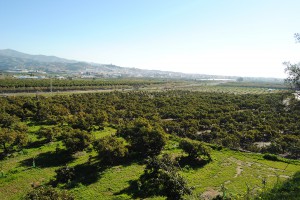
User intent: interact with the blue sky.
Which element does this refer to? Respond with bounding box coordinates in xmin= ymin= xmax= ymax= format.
xmin=1 ymin=0 xmax=300 ymax=78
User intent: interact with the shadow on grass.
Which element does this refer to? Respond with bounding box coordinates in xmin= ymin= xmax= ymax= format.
xmin=25 ymin=139 xmax=48 ymax=149
xmin=52 ymin=155 xmax=144 ymax=189
xmin=114 ymin=179 xmax=140 ymax=198
xmin=50 ymin=161 xmax=103 ymax=189
xmin=20 ymin=150 xmax=74 ymax=168
xmin=178 ymin=156 xmax=211 ymax=169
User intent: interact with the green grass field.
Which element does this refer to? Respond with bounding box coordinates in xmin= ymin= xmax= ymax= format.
xmin=0 ymin=125 xmax=299 ymax=200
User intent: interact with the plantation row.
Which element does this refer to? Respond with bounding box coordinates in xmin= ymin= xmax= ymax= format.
xmin=0 ymin=78 xmax=168 ymax=92
xmin=219 ymin=81 xmax=288 ymax=90
xmin=0 ymin=90 xmax=299 ymax=158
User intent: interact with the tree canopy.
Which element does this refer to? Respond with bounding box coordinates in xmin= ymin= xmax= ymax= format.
xmin=284 ymin=33 xmax=300 ymax=90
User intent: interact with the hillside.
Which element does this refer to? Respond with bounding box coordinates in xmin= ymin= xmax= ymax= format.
xmin=0 ymin=49 xmax=284 ymax=81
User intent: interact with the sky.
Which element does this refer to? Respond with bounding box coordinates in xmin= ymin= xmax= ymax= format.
xmin=1 ymin=0 xmax=300 ymax=78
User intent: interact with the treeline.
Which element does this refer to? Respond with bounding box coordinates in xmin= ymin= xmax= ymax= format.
xmin=0 ymin=90 xmax=299 ymax=158
xmin=219 ymin=81 xmax=288 ymax=90
xmin=0 ymin=78 xmax=167 ymax=93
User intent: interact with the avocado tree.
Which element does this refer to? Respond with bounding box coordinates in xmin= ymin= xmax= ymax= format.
xmin=93 ymin=135 xmax=128 ymax=165
xmin=117 ymin=118 xmax=167 ymax=157
xmin=179 ymin=138 xmax=212 ymax=161
xmin=62 ymin=129 xmax=92 ymax=153
xmin=37 ymin=127 xmax=61 ymax=142
xmin=138 ymin=154 xmax=192 ymax=200
xmin=0 ymin=127 xmax=28 ymax=155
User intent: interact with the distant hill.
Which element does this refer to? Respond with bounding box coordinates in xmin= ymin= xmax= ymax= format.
xmin=0 ymin=49 xmax=75 ymax=63
xmin=0 ymin=49 xmax=204 ymax=78
xmin=0 ymin=49 xmax=90 ymax=72
xmin=0 ymin=49 xmax=283 ymax=81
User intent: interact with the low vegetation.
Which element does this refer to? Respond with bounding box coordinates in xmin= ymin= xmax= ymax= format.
xmin=0 ymin=81 xmax=299 ymax=199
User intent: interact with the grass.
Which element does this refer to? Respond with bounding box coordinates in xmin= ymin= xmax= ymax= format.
xmin=0 ymin=125 xmax=299 ymax=200
xmin=92 ymin=127 xmax=116 ymax=139
xmin=182 ymin=149 xmax=299 ymax=199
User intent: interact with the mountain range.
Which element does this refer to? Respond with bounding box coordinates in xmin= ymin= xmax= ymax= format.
xmin=0 ymin=49 xmax=213 ymax=79
xmin=0 ymin=49 xmax=282 ymax=81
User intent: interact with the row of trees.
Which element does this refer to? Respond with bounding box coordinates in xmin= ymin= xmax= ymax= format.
xmin=0 ymin=78 xmax=166 ymax=93
xmin=1 ymin=90 xmax=299 ymax=158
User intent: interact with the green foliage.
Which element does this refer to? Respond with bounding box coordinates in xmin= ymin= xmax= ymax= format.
xmin=38 ymin=127 xmax=61 ymax=142
xmin=70 ymin=112 xmax=95 ymax=131
xmin=1 ymin=86 xmax=300 ymax=199
xmin=93 ymin=135 xmax=128 ymax=165
xmin=257 ymin=171 xmax=300 ymax=200
xmin=117 ymin=118 xmax=167 ymax=157
xmin=179 ymin=138 xmax=212 ymax=161
xmin=138 ymin=154 xmax=192 ymax=199
xmin=0 ymin=113 xmax=20 ymax=128
xmin=23 ymin=185 xmax=74 ymax=200
xmin=55 ymin=165 xmax=75 ymax=183
xmin=0 ymin=89 xmax=299 ymax=157
xmin=62 ymin=129 xmax=92 ymax=153
xmin=263 ymin=153 xmax=279 ymax=161
xmin=0 ymin=78 xmax=166 ymax=93
xmin=0 ymin=127 xmax=28 ymax=154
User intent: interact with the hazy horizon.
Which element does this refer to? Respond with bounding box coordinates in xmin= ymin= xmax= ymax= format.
xmin=1 ymin=0 xmax=300 ymax=78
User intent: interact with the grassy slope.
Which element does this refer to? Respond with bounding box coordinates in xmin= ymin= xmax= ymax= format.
xmin=0 ymin=126 xmax=299 ymax=200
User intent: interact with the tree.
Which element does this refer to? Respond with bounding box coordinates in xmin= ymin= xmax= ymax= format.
xmin=117 ymin=118 xmax=167 ymax=157
xmin=179 ymin=138 xmax=212 ymax=161
xmin=62 ymin=129 xmax=92 ymax=153
xmin=71 ymin=112 xmax=95 ymax=131
xmin=0 ymin=127 xmax=28 ymax=154
xmin=55 ymin=166 xmax=75 ymax=183
xmin=93 ymin=135 xmax=128 ymax=165
xmin=37 ymin=127 xmax=61 ymax=142
xmin=284 ymin=62 xmax=300 ymax=90
xmin=0 ymin=128 xmax=17 ymax=154
xmin=284 ymin=33 xmax=300 ymax=90
xmin=138 ymin=154 xmax=192 ymax=200
xmin=0 ymin=113 xmax=20 ymax=128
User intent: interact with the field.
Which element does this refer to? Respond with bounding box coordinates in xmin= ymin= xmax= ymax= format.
xmin=0 ymin=126 xmax=299 ymax=199
xmin=0 ymin=79 xmax=299 ymax=200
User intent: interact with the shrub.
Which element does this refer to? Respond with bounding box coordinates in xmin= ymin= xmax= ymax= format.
xmin=23 ymin=185 xmax=74 ymax=200
xmin=263 ymin=153 xmax=279 ymax=161
xmin=138 ymin=154 xmax=192 ymax=199
xmin=179 ymin=138 xmax=212 ymax=161
xmin=93 ymin=135 xmax=128 ymax=165
xmin=55 ymin=165 xmax=75 ymax=183
xmin=117 ymin=118 xmax=167 ymax=157
xmin=37 ymin=127 xmax=61 ymax=142
xmin=62 ymin=129 xmax=92 ymax=153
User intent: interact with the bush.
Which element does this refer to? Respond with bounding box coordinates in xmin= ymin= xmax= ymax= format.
xmin=62 ymin=129 xmax=92 ymax=153
xmin=263 ymin=153 xmax=279 ymax=161
xmin=179 ymin=138 xmax=212 ymax=161
xmin=256 ymin=171 xmax=300 ymax=199
xmin=55 ymin=165 xmax=75 ymax=183
xmin=23 ymin=185 xmax=74 ymax=200
xmin=138 ymin=154 xmax=192 ymax=200
xmin=93 ymin=135 xmax=128 ymax=165
xmin=37 ymin=127 xmax=61 ymax=142
xmin=117 ymin=118 xmax=167 ymax=157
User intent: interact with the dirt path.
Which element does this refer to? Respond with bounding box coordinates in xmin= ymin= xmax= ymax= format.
xmin=234 ymin=160 xmax=243 ymax=178
xmin=200 ymin=188 xmax=221 ymax=200
xmin=228 ymin=157 xmax=244 ymax=178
